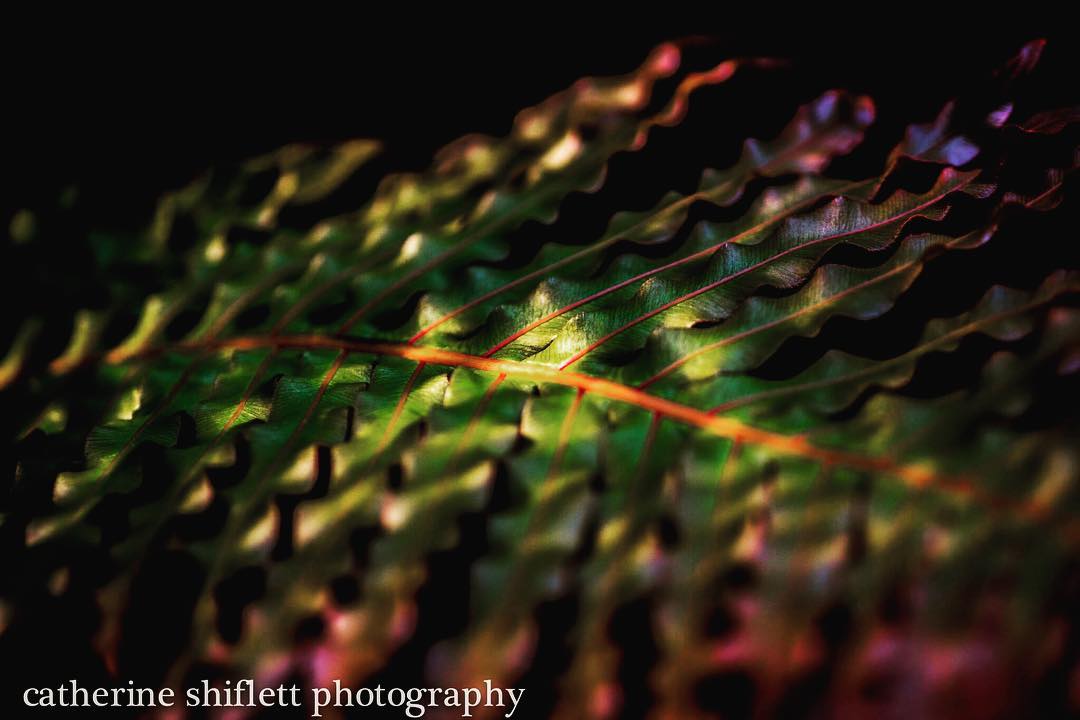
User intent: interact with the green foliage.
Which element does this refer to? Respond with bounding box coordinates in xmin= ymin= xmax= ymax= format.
xmin=3 ymin=40 xmax=1078 ymax=715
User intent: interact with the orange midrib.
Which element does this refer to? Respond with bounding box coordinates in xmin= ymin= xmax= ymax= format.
xmin=176 ymin=334 xmax=959 ymax=489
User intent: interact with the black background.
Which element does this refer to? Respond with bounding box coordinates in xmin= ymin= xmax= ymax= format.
xmin=3 ymin=20 xmax=1073 ymax=224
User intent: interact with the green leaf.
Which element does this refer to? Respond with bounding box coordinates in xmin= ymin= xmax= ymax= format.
xmin=4 ymin=39 xmax=1078 ymax=715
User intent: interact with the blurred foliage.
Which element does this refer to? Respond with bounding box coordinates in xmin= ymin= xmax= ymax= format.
xmin=2 ymin=40 xmax=1079 ymax=719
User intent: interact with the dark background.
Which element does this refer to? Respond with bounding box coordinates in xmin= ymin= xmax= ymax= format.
xmin=3 ymin=21 xmax=1072 ymax=226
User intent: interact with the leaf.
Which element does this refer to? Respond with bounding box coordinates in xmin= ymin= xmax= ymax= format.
xmin=3 ymin=39 xmax=1079 ymax=717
